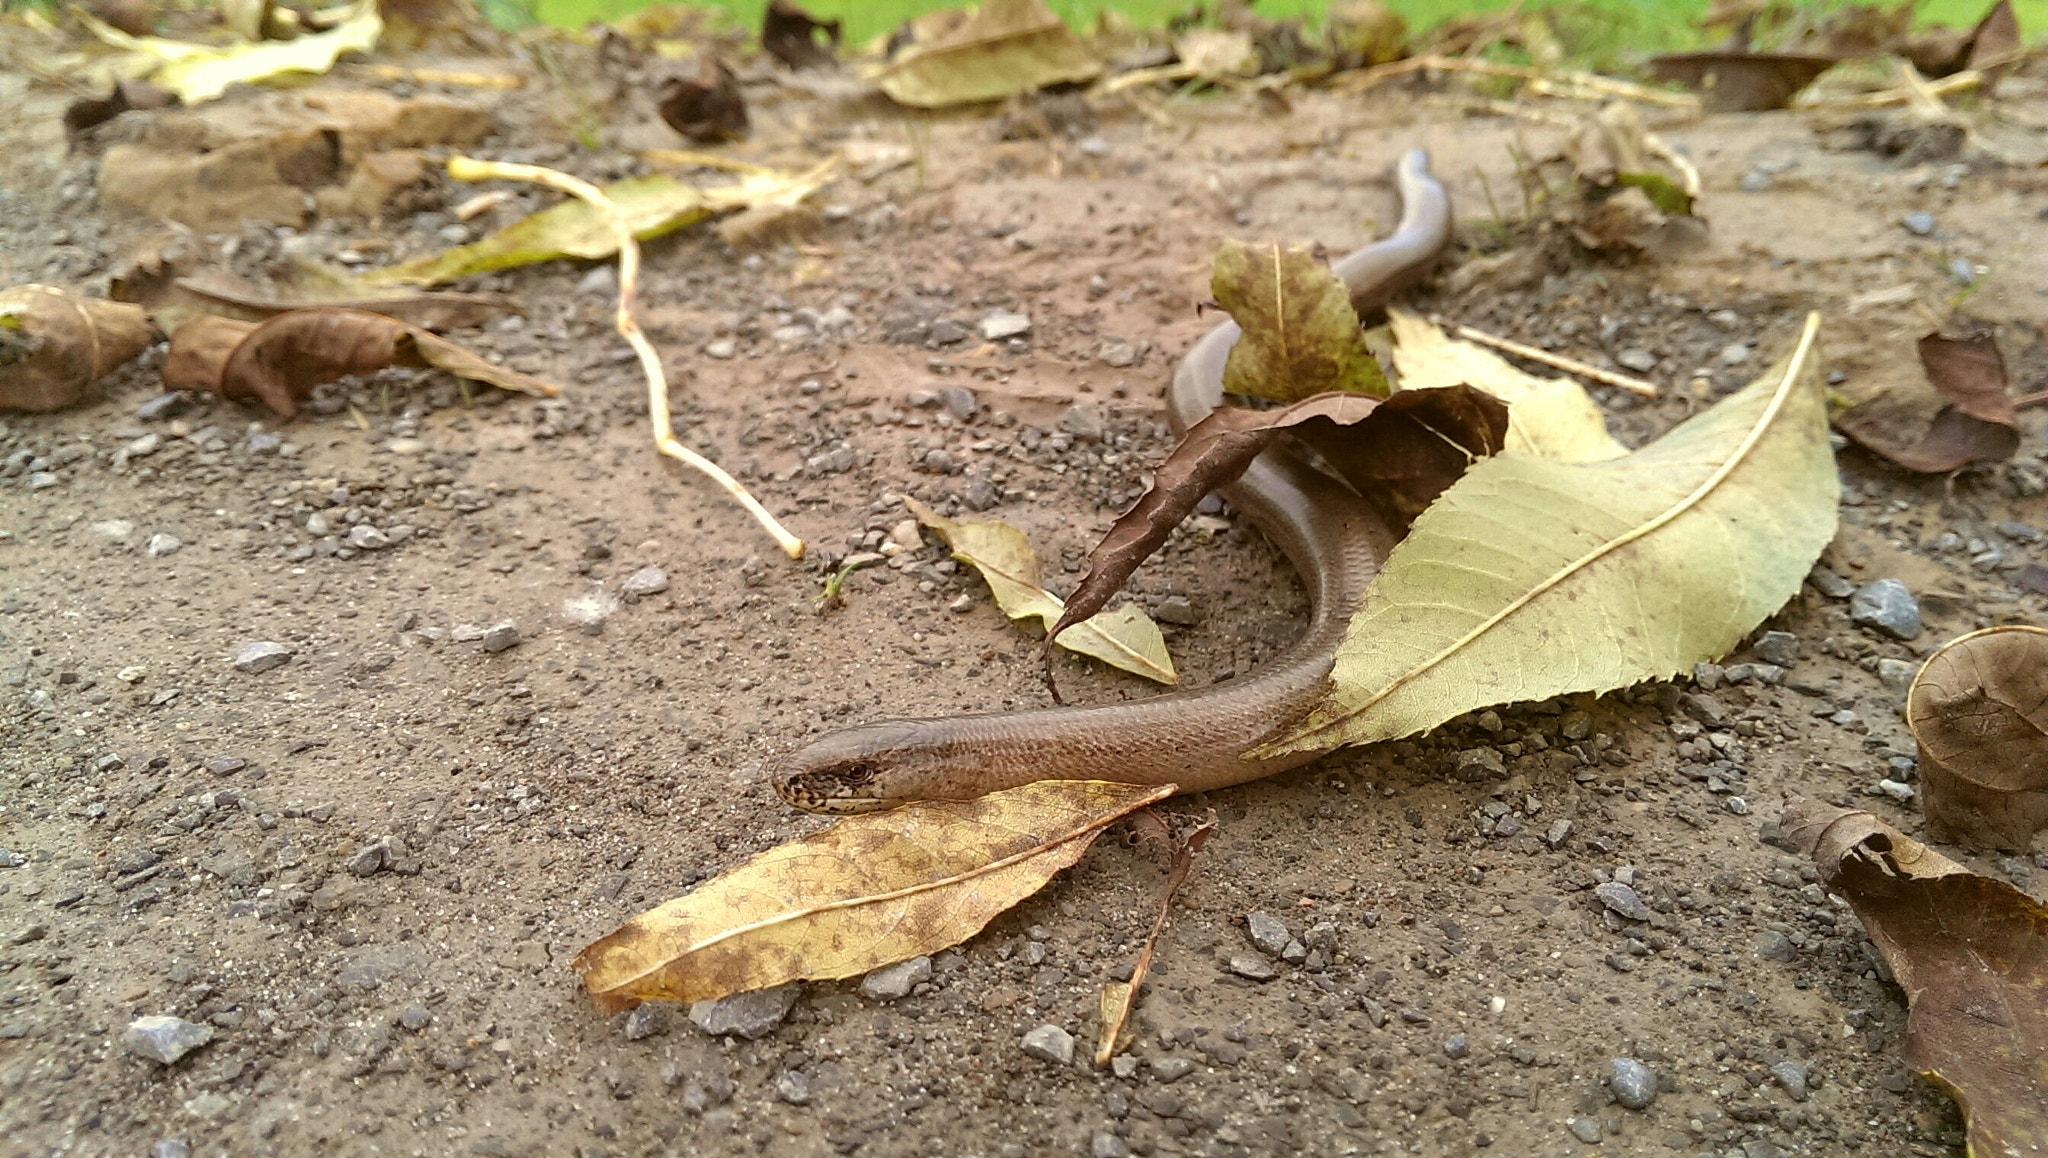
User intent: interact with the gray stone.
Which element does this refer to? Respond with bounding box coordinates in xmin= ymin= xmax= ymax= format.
xmin=1226 ymin=952 xmax=1277 ymax=981
xmin=1056 ymin=404 xmax=1104 ymax=440
xmin=1851 ymin=579 xmax=1921 ymax=640
xmin=1875 ymin=779 xmax=1916 ymax=802
xmin=1245 ymin=911 xmax=1291 ymax=957
xmin=1099 ymin=341 xmax=1138 ymax=368
xmin=346 ymin=524 xmax=392 ymax=551
xmin=145 ymin=533 xmax=182 ymax=558
xmin=621 ymin=566 xmax=669 ymax=597
xmin=929 ymin=319 xmax=969 ymax=345
xmin=859 ymin=956 xmax=932 ymax=1001
xmin=479 ymin=622 xmax=522 ymax=653
xmin=704 ymin=338 xmax=737 ymax=359
xmin=940 ymin=386 xmax=977 ymax=420
xmin=347 ymin=841 xmax=390 ymax=877
xmin=1808 ymin=566 xmax=1855 ymax=598
xmin=1020 ymin=1023 xmax=1075 ymax=1066
xmin=1453 ymin=747 xmax=1507 ymax=781
xmin=399 ymin=1004 xmax=432 ymax=1032
xmin=1566 ymin=1117 xmax=1603 ymax=1143
xmin=122 ymin=1015 xmax=212 ymax=1065
xmin=28 ymin=471 xmax=59 ymax=489
xmin=1754 ymin=929 xmax=1796 ymax=962
xmin=1594 ymin=881 xmax=1651 ymax=922
xmin=1751 ymin=631 xmax=1800 ymax=667
xmin=1771 ymin=1059 xmax=1809 ymax=1101
xmin=1877 ymin=658 xmax=1919 ymax=691
xmin=1150 ymin=1055 xmax=1196 ymax=1082
xmin=1738 ymin=170 xmax=1772 ymax=192
xmin=1616 ymin=347 xmax=1657 ymax=372
xmin=1544 ymin=819 xmax=1573 ymax=848
xmin=775 ymin=1070 xmax=811 ymax=1105
xmin=1609 ymin=1056 xmax=1657 ymax=1109
xmin=622 ymin=1005 xmax=663 ymax=1041
xmin=150 ymin=1142 xmax=192 ymax=1158
xmin=1444 ymin=1033 xmax=1469 ymax=1060
xmin=115 ymin=848 xmax=162 ymax=875
xmin=233 ymin=641 xmax=292 ymax=674
xmin=1091 ymin=1131 xmax=1131 ymax=1158
xmin=689 ymin=983 xmax=798 ymax=1039
xmin=136 ymin=393 xmax=190 ymax=421
xmin=0 ymin=849 xmax=23 ymax=868
xmin=1719 ymin=342 xmax=1751 ymax=366
xmin=1152 ymin=596 xmax=1198 ymax=626
xmin=981 ymin=309 xmax=1031 ymax=340
xmin=1902 ymin=212 xmax=1937 ymax=236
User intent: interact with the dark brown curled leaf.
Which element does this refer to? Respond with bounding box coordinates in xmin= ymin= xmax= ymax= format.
xmin=762 ymin=0 xmax=841 ymax=70
xmin=1906 ymin=625 xmax=2048 ymax=851
xmin=1646 ymin=51 xmax=1835 ymax=112
xmin=1045 ymin=386 xmax=1507 ymax=649
xmin=1782 ymin=799 xmax=2048 ymax=1156
xmin=1834 ymin=321 xmax=2017 ymax=474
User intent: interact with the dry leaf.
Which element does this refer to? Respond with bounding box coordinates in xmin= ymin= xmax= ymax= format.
xmin=875 ymin=0 xmax=1103 ymax=109
xmin=1097 ymin=811 xmax=1214 ymax=1066
xmin=163 ymin=308 xmax=559 ymax=420
xmin=1260 ymin=314 xmax=1837 ymax=758
xmin=762 ymin=0 xmax=840 ymax=70
xmin=1783 ymin=801 xmax=2048 ymax=1156
xmin=1907 ymin=625 xmax=2048 ymax=851
xmin=574 ymin=780 xmax=1172 ymax=1011
xmin=1834 ymin=321 xmax=2018 ymax=474
xmin=62 ymin=79 xmax=176 ymax=150
xmin=77 ymin=0 xmax=382 ymax=105
xmin=1325 ymin=0 xmax=1408 ymax=68
xmin=1049 ymin=387 xmax=1506 ymax=649
xmin=1647 ymin=51 xmax=1836 ymax=112
xmin=657 ymin=56 xmax=748 ymax=143
xmin=905 ymin=496 xmax=1176 ymax=685
xmin=0 ymin=285 xmax=153 ymax=413
xmin=1385 ymin=308 xmax=1626 ymax=462
xmin=1212 ymin=241 xmax=1388 ymax=403
xmin=1173 ymin=28 xmax=1259 ymax=79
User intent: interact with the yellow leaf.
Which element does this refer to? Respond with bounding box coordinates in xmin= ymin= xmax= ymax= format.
xmin=1385 ymin=308 xmax=1626 ymax=462
xmin=573 ymin=780 xmax=1172 ymax=1011
xmin=906 ymin=497 xmax=1177 ymax=685
xmin=78 ymin=0 xmax=383 ymax=105
xmin=1260 ymin=313 xmax=1837 ymax=757
xmin=873 ymin=0 xmax=1103 ymax=109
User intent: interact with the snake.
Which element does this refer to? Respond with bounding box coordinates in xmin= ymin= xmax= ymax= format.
xmin=774 ymin=149 xmax=1453 ymax=814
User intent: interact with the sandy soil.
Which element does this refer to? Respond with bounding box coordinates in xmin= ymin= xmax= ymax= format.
xmin=3 ymin=41 xmax=2047 ymax=1158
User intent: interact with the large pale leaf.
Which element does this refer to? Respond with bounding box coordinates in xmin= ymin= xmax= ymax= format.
xmin=906 ymin=497 xmax=1176 ymax=684
xmin=874 ymin=0 xmax=1103 ymax=109
xmin=574 ymin=780 xmax=1171 ymax=1011
xmin=1385 ymin=307 xmax=1626 ymax=462
xmin=1784 ymin=801 xmax=2048 ymax=1157
xmin=79 ymin=0 xmax=382 ymax=105
xmin=1214 ymin=241 xmax=1388 ymax=403
xmin=1259 ymin=313 xmax=1837 ymax=757
xmin=351 ymin=165 xmax=830 ymax=288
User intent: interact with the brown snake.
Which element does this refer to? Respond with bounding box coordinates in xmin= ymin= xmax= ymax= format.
xmin=775 ymin=150 xmax=1453 ymax=814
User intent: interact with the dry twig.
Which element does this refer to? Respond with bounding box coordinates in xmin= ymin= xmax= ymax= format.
xmin=445 ymin=156 xmax=806 ymax=560
xmin=1429 ymin=315 xmax=1662 ymax=398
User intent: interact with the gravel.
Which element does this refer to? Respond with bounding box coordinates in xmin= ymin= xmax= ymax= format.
xmin=620 ymin=566 xmax=669 ymax=597
xmin=1244 ymin=911 xmax=1290 ymax=957
xmin=981 ymin=309 xmax=1031 ymax=340
xmin=1751 ymin=630 xmax=1800 ymax=667
xmin=144 ymin=533 xmax=181 ymax=558
xmin=859 ymin=956 xmax=932 ymax=1001
xmin=1593 ymin=881 xmax=1651 ymax=922
xmin=1020 ymin=1024 xmax=1075 ymax=1066
xmin=1850 ymin=578 xmax=1922 ymax=640
xmin=1902 ymin=212 xmax=1937 ymax=236
xmin=479 ymin=622 xmax=522 ymax=653
xmin=689 ymin=984 xmax=798 ymax=1039
xmin=232 ymin=641 xmax=292 ymax=674
xmin=121 ymin=1016 xmax=212 ymax=1065
xmin=1772 ymin=1059 xmax=1810 ymax=1101
xmin=1609 ymin=1056 xmax=1657 ymax=1109
xmin=1567 ymin=1117 xmax=1603 ymax=1143
xmin=1226 ymin=952 xmax=1278 ymax=981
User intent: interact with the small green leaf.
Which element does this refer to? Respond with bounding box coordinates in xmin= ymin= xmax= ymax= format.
xmin=1616 ymin=171 xmax=1693 ymax=216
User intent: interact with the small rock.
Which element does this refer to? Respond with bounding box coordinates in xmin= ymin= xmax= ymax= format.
xmin=122 ymin=1016 xmax=212 ymax=1065
xmin=28 ymin=471 xmax=59 ymax=489
xmin=1754 ymin=929 xmax=1796 ymax=962
xmin=1719 ymin=342 xmax=1751 ymax=366
xmin=1738 ymin=170 xmax=1772 ymax=192
xmin=399 ymin=1004 xmax=433 ymax=1032
xmin=1091 ymin=1130 xmax=1131 ymax=1158
xmin=232 ymin=641 xmax=292 ymax=674
xmin=1567 ymin=1117 xmax=1603 ymax=1144
xmin=981 ymin=309 xmax=1031 ymax=340
xmin=860 ymin=956 xmax=932 ymax=1001
xmin=0 ymin=849 xmax=24 ymax=868
xmin=775 ymin=1070 xmax=811 ymax=1105
xmin=346 ymin=524 xmax=392 ymax=551
xmin=576 ymin=264 xmax=617 ymax=297
xmin=347 ymin=841 xmax=390 ymax=877
xmin=1020 ymin=1024 xmax=1075 ymax=1066
xmin=621 ymin=566 xmax=669 ymax=597
xmin=1771 ymin=1059 xmax=1810 ymax=1101
xmin=940 ymin=386 xmax=977 ymax=420
xmin=1150 ymin=1056 xmax=1196 ymax=1082
xmin=1099 ymin=341 xmax=1138 ymax=368
xmin=1808 ymin=566 xmax=1855 ymax=599
xmin=1444 ymin=1033 xmax=1469 ymax=1060
xmin=1056 ymin=404 xmax=1104 ymax=440
xmin=1245 ymin=911 xmax=1291 ymax=957
xmin=1726 ymin=796 xmax=1751 ymax=816
xmin=689 ymin=983 xmax=798 ymax=1039
xmin=1850 ymin=579 xmax=1922 ymax=640
xmin=929 ymin=319 xmax=969 ymax=345
xmin=115 ymin=848 xmax=162 ymax=875
xmin=1875 ymin=779 xmax=1916 ymax=802
xmin=1594 ymin=881 xmax=1651 ymax=922
xmin=1110 ymin=1055 xmax=1139 ymax=1079
xmin=1876 ymin=658 xmax=1918 ymax=691
xmin=136 ymin=393 xmax=190 ymax=421
xmin=622 ymin=1005 xmax=663 ymax=1041
xmin=479 ymin=622 xmax=522 ymax=653
xmin=1226 ymin=952 xmax=1277 ymax=981
xmin=1152 ymin=595 xmax=1198 ymax=626
xmin=1616 ymin=347 xmax=1657 ymax=373
xmin=1751 ymin=630 xmax=1799 ymax=667
xmin=1544 ymin=819 xmax=1573 ymax=848
xmin=145 ymin=533 xmax=181 ymax=558
xmin=1902 ymin=212 xmax=1937 ymax=236
xmin=704 ymin=338 xmax=737 ymax=359
xmin=1609 ymin=1057 xmax=1657 ymax=1109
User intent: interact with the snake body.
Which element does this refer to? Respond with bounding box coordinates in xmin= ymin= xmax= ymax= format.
xmin=775 ymin=151 xmax=1453 ymax=814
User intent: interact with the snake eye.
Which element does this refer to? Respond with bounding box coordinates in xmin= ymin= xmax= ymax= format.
xmin=837 ymin=761 xmax=875 ymax=786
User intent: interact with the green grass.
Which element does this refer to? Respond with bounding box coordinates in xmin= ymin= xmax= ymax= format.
xmin=532 ymin=0 xmax=2040 ymax=57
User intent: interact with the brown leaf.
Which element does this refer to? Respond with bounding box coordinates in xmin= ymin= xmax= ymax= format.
xmin=657 ymin=56 xmax=748 ymax=143
xmin=762 ymin=0 xmax=840 ymax=70
xmin=0 ymin=285 xmax=154 ymax=413
xmin=1906 ymin=626 xmax=2048 ymax=851
xmin=113 ymin=244 xmax=519 ymax=333
xmin=1834 ymin=322 xmax=2018 ymax=473
xmin=1097 ymin=810 xmax=1214 ymax=1066
xmin=1646 ymin=51 xmax=1835 ymax=112
xmin=62 ymin=80 xmax=177 ymax=151
xmin=1966 ymin=0 xmax=2023 ymax=88
xmin=164 ymin=308 xmax=560 ymax=420
xmin=1783 ymin=800 xmax=2048 ymax=1155
xmin=573 ymin=780 xmax=1173 ymax=1012
xmin=1046 ymin=387 xmax=1506 ymax=647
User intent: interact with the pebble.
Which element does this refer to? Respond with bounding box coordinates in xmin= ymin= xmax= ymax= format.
xmin=1567 ymin=1117 xmax=1603 ymax=1143
xmin=122 ymin=1015 xmax=212 ymax=1065
xmin=1609 ymin=1057 xmax=1657 ymax=1109
xmin=347 ymin=840 xmax=390 ymax=876
xmin=859 ymin=955 xmax=932 ymax=1000
xmin=1616 ymin=348 xmax=1657 ymax=372
xmin=1808 ymin=566 xmax=1855 ymax=599
xmin=136 ymin=393 xmax=189 ymax=421
xmin=940 ymin=386 xmax=977 ymax=419
xmin=479 ymin=622 xmax=522 ymax=653
xmin=1020 ymin=1024 xmax=1075 ymax=1066
xmin=1099 ymin=341 xmax=1138 ymax=367
xmin=1948 ymin=257 xmax=1977 ymax=286
xmin=1876 ymin=658 xmax=1918 ymax=691
xmin=704 ymin=338 xmax=737 ymax=359
xmin=1725 ymin=796 xmax=1751 ymax=816
xmin=981 ymin=309 xmax=1031 ymax=340
xmin=1152 ymin=596 xmax=1198 ymax=626
xmin=622 ymin=1005 xmax=662 ymax=1041
xmin=689 ymin=983 xmax=798 ymax=1039
xmin=149 ymin=1143 xmax=191 ymax=1158
xmin=576 ymin=264 xmax=617 ymax=297
xmin=232 ymin=641 xmax=292 ymax=674
xmin=1091 ymin=1131 xmax=1131 ymax=1158
xmin=1443 ymin=1033 xmax=1469 ymax=1059
xmin=1150 ymin=1056 xmax=1196 ymax=1082
xmin=1543 ymin=819 xmax=1573 ymax=848
xmin=346 ymin=524 xmax=391 ymax=551
xmin=1594 ymin=881 xmax=1651 ymax=921
xmin=115 ymin=848 xmax=162 ymax=875
xmin=399 ymin=1004 xmax=433 ymax=1032
xmin=1751 ymin=630 xmax=1799 ymax=666
xmin=775 ymin=1070 xmax=811 ymax=1105
xmin=1719 ymin=342 xmax=1751 ymax=366
xmin=1875 ymin=779 xmax=1915 ymax=802
xmin=621 ymin=566 xmax=669 ymax=597
xmin=0 ymin=849 xmax=23 ymax=868
xmin=1056 ymin=404 xmax=1104 ymax=441
xmin=1850 ymin=578 xmax=1921 ymax=640
xmin=1754 ymin=929 xmax=1796 ymax=962
xmin=1902 ymin=212 xmax=1937 ymax=236
xmin=29 ymin=471 xmax=59 ymax=489
xmin=1772 ymin=1059 xmax=1810 ymax=1101
xmin=1245 ymin=911 xmax=1291 ymax=957
xmin=145 ymin=533 xmax=181 ymax=558
xmin=1738 ymin=170 xmax=1772 ymax=192
xmin=929 ymin=319 xmax=969 ymax=345
xmin=1226 ymin=952 xmax=1278 ymax=981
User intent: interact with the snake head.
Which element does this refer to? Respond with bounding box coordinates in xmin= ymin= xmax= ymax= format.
xmin=773 ymin=722 xmax=930 ymax=814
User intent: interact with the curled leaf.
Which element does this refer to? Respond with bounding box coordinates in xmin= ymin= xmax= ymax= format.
xmin=657 ymin=56 xmax=748 ymax=143
xmin=906 ymin=497 xmax=1176 ymax=685
xmin=1834 ymin=322 xmax=2018 ymax=474
xmin=762 ymin=0 xmax=840 ymax=70
xmin=163 ymin=308 xmax=559 ymax=420
xmin=1783 ymin=800 xmax=2048 ymax=1157
xmin=875 ymin=0 xmax=1103 ymax=109
xmin=0 ymin=285 xmax=153 ymax=413
xmin=1261 ymin=314 xmax=1837 ymax=758
xmin=573 ymin=780 xmax=1172 ymax=1012
xmin=1646 ymin=51 xmax=1835 ymax=112
xmin=1385 ymin=307 xmax=1626 ymax=463
xmin=1097 ymin=811 xmax=1214 ymax=1066
xmin=1907 ymin=625 xmax=2048 ymax=851
xmin=1213 ymin=240 xmax=1388 ymax=403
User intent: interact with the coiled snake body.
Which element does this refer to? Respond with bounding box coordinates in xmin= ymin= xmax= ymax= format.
xmin=776 ymin=151 xmax=1453 ymax=814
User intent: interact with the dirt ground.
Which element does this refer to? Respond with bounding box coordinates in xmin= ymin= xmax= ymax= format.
xmin=3 ymin=40 xmax=2048 ymax=1158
